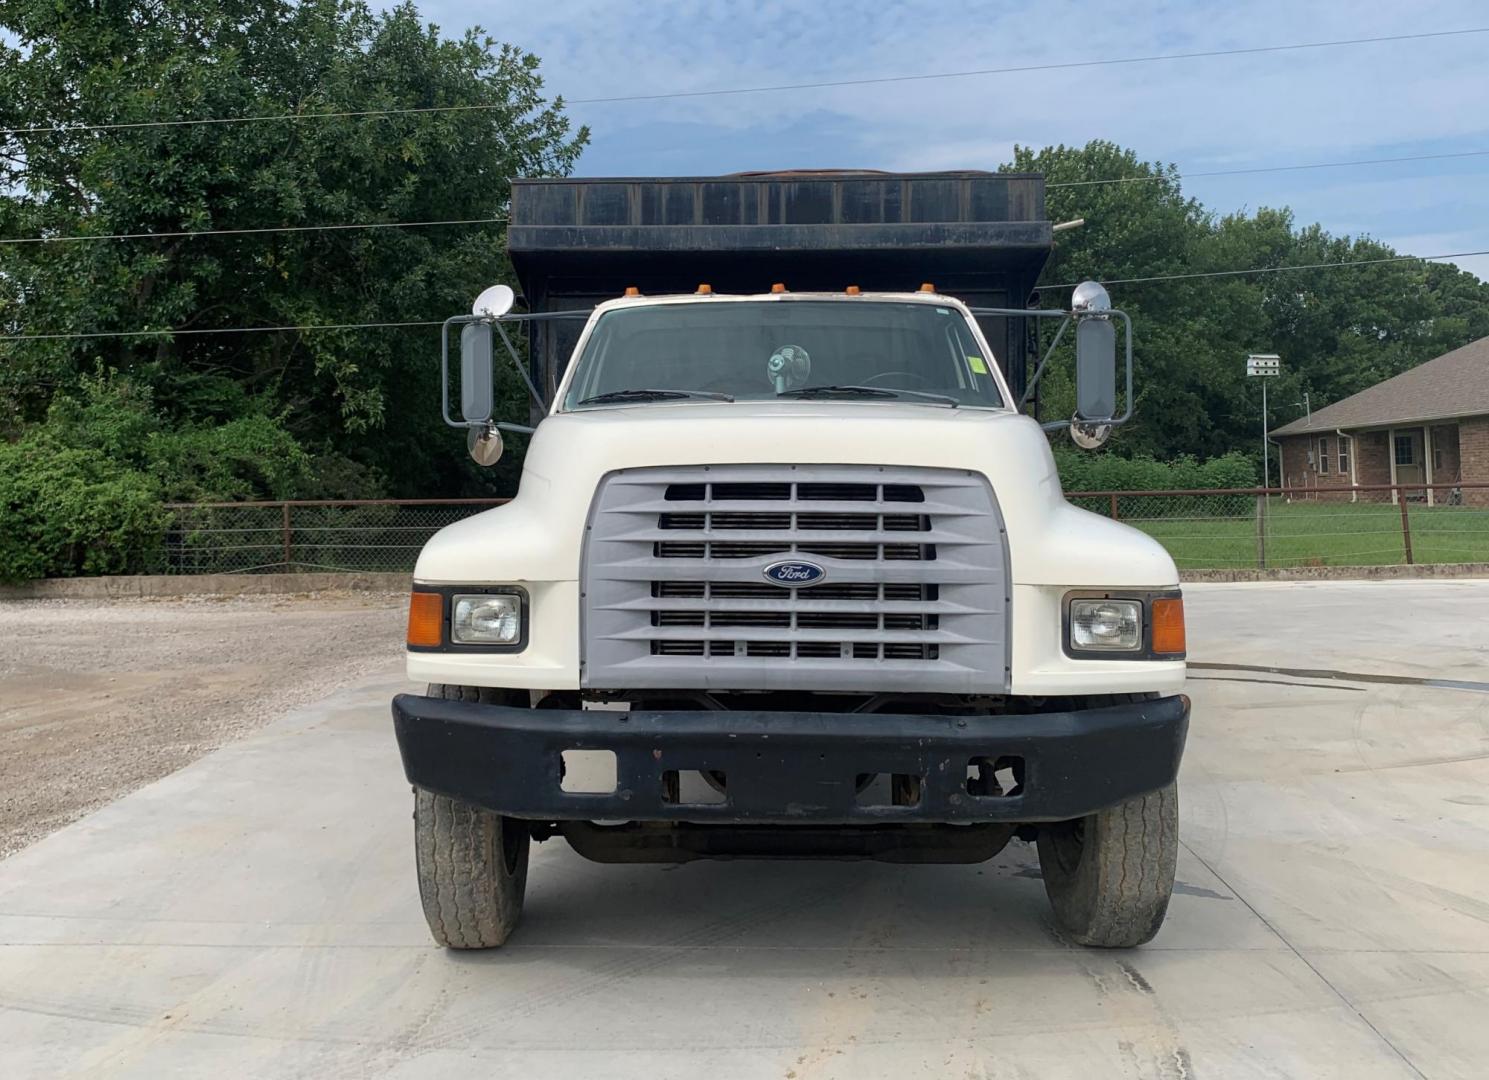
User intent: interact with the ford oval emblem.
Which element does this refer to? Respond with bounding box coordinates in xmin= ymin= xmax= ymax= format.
xmin=762 ymin=560 xmax=826 ymax=587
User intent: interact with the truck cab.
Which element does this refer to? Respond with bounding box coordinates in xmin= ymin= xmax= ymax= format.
xmin=392 ymin=172 xmax=1189 ymax=950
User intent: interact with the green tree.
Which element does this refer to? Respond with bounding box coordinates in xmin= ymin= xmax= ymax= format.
xmin=1010 ymin=141 xmax=1489 ymax=480
xmin=1 ymin=0 xmax=585 ymax=497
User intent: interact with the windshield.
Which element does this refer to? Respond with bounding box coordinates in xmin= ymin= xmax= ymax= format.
xmin=561 ymin=300 xmax=1004 ymax=410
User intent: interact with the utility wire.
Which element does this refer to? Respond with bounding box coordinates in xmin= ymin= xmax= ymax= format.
xmin=1045 ymin=149 xmax=1489 ymax=189
xmin=6 ymin=249 xmax=1485 ymax=342
xmin=0 ymin=318 xmax=444 ymax=341
xmin=1040 ymin=248 xmax=1489 ymax=290
xmin=4 ymin=149 xmax=1488 ymax=245
xmin=0 ymin=216 xmax=507 ymax=245
xmin=2 ymin=27 xmax=1485 ymax=137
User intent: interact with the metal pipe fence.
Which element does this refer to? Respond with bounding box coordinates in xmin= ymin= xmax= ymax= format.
xmin=1066 ymin=482 xmax=1489 ymax=570
xmin=150 ymin=499 xmax=508 ymax=574
xmin=145 ymin=482 xmax=1489 ymax=575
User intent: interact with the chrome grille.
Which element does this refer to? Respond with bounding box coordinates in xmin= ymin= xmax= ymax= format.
xmin=581 ymin=466 xmax=1009 ymax=693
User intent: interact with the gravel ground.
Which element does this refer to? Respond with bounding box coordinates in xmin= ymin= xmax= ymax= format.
xmin=0 ymin=591 xmax=406 ymax=858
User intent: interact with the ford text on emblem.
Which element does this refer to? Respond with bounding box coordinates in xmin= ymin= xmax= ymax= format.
xmin=762 ymin=560 xmax=827 ymax=587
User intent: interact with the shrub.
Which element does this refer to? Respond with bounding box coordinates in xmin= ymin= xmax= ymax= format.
xmin=1054 ymin=448 xmax=1256 ymax=492
xmin=0 ymin=375 xmax=317 ymax=582
xmin=0 ymin=435 xmax=170 ymax=582
xmin=1053 ymin=448 xmax=1258 ymax=518
xmin=147 ymin=415 xmax=309 ymax=502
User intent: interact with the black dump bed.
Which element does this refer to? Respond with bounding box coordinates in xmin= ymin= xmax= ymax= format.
xmin=507 ymin=171 xmax=1053 ymax=401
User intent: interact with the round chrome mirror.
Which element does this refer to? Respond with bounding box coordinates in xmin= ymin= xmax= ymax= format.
xmin=467 ymin=424 xmax=505 ymax=467
xmin=1069 ymin=419 xmax=1113 ymax=450
xmin=1070 ymin=280 xmax=1112 ymax=314
xmin=471 ymin=284 xmax=516 ymax=319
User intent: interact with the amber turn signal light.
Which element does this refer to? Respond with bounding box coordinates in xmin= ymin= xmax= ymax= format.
xmin=407 ymin=591 xmax=444 ymax=648
xmin=1150 ymin=596 xmax=1186 ymax=657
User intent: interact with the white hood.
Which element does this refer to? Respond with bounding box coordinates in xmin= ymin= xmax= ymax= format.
xmin=415 ymin=401 xmax=1178 ymax=589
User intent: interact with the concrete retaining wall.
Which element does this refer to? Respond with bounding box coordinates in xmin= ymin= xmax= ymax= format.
xmin=1181 ymin=563 xmax=1489 ymax=583
xmin=1 ymin=572 xmax=411 ymax=600
xmin=4 ymin=565 xmax=1487 ymax=601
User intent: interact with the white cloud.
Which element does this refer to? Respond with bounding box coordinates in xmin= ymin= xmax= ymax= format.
xmin=417 ymin=0 xmax=1489 ymax=279
xmin=1381 ymin=230 xmax=1489 ymax=279
xmin=464 ymin=0 xmax=1489 ymax=155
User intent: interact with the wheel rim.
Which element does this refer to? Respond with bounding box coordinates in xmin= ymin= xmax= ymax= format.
xmin=1047 ymin=818 xmax=1086 ymax=878
xmin=499 ymin=817 xmax=524 ymax=876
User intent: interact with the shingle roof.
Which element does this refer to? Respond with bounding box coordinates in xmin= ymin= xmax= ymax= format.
xmin=1271 ymin=334 xmax=1489 ymax=436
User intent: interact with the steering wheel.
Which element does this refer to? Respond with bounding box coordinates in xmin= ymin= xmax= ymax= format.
xmin=859 ymin=369 xmax=936 ymax=389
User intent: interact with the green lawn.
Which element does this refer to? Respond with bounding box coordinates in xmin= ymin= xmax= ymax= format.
xmin=1083 ymin=498 xmax=1489 ymax=570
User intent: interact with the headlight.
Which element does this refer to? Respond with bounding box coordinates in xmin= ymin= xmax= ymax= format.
xmin=1069 ymin=598 xmax=1142 ymax=651
xmin=452 ymin=593 xmax=522 ymax=645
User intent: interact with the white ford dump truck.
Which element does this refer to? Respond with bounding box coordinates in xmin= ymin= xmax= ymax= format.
xmin=392 ymin=172 xmax=1188 ymax=950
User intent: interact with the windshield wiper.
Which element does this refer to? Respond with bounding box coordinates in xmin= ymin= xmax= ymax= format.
xmin=578 ymin=388 xmax=734 ymax=405
xmin=776 ymin=384 xmax=958 ymax=406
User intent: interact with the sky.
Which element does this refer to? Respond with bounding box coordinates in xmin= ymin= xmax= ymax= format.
xmin=411 ymin=0 xmax=1489 ymax=282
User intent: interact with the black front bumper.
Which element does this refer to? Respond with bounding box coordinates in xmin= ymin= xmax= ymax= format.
xmin=392 ymin=694 xmax=1189 ymax=825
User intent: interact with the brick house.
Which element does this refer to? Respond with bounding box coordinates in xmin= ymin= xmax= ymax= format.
xmin=1271 ymin=334 xmax=1489 ymax=506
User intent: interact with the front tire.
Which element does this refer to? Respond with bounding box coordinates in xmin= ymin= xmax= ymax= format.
xmin=1037 ymin=781 xmax=1178 ymax=948
xmin=414 ymin=788 xmax=529 ymax=948
xmin=413 ymin=684 xmax=531 ymax=949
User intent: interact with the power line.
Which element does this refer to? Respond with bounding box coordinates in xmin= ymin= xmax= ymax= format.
xmin=0 ymin=318 xmax=444 ymax=342
xmin=6 ymin=248 xmax=1485 ymax=342
xmin=2 ymin=27 xmax=1485 ymax=137
xmin=1041 ymin=248 xmax=1489 ymax=289
xmin=1045 ymin=149 xmax=1489 ymax=190
xmin=5 ymin=148 xmax=1488 ymax=246
xmin=573 ymin=28 xmax=1489 ymax=104
xmin=0 ymin=215 xmax=506 ymax=246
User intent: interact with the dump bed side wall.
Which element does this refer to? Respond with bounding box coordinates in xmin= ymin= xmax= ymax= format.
xmin=508 ymin=173 xmax=1052 ymax=404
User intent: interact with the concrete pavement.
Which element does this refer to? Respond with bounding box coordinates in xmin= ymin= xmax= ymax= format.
xmin=1 ymin=581 xmax=1487 ymax=1078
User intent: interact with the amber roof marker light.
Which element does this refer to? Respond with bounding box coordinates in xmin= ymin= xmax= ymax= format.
xmin=771 ymin=282 xmax=787 ymax=293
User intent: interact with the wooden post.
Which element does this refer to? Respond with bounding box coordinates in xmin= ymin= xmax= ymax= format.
xmin=1109 ymin=493 xmax=1119 ymax=520
xmin=1398 ymin=492 xmax=1414 ymax=565
xmin=1255 ymin=493 xmax=1267 ymax=569
xmin=281 ymin=503 xmax=293 ymax=568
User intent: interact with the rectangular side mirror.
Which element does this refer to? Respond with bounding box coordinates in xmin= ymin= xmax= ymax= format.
xmin=460 ymin=323 xmax=494 ymax=423
xmin=1074 ymin=318 xmax=1116 ymax=420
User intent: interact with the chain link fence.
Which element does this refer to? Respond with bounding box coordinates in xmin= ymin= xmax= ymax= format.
xmin=149 ymin=500 xmax=507 ymax=574
xmin=146 ymin=483 xmax=1489 ymax=575
xmin=1067 ymin=483 xmax=1489 ymax=570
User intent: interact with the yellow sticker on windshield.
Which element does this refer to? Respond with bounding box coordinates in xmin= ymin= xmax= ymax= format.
xmin=967 ymin=355 xmax=989 ymax=374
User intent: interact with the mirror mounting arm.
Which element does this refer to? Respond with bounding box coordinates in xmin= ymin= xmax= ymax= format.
xmin=993 ymin=307 xmax=1133 ymax=424
xmin=491 ymin=319 xmax=549 ymax=412
xmin=1017 ymin=315 xmax=1072 ymax=410
xmin=441 ymin=309 xmax=595 ymax=429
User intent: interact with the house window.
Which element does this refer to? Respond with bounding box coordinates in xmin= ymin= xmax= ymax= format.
xmin=1434 ymin=443 xmax=1445 ymax=471
xmin=1338 ymin=436 xmax=1351 ymax=476
xmin=1394 ymin=435 xmax=1415 ymax=466
xmin=1317 ymin=437 xmax=1330 ymax=474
